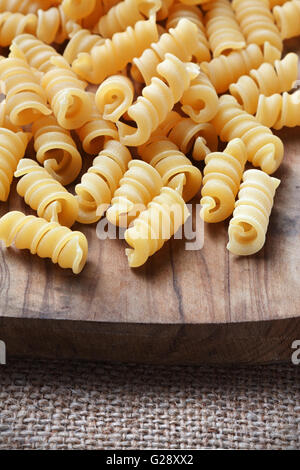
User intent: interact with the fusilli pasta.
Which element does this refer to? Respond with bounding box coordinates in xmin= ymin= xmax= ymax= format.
xmin=75 ymin=140 xmax=132 ymax=224
xmin=227 ymin=169 xmax=280 ymax=256
xmin=200 ymin=138 xmax=247 ymax=223
xmin=180 ymin=72 xmax=219 ymax=123
xmin=0 ymin=211 xmax=88 ymax=273
xmin=256 ymin=90 xmax=300 ymax=130
xmin=95 ymin=75 xmax=134 ymax=122
xmin=63 ymin=28 xmax=104 ymax=64
xmin=273 ymin=0 xmax=300 ymax=39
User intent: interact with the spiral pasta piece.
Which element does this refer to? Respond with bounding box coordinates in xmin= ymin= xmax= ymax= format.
xmin=157 ymin=0 xmax=174 ymax=20
xmin=200 ymin=138 xmax=247 ymax=223
xmin=76 ymin=94 xmax=119 ymax=155
xmin=131 ymin=18 xmax=202 ymax=85
xmin=106 ymin=160 xmax=163 ymax=227
xmin=165 ymin=4 xmax=210 ymax=63
xmin=204 ymin=0 xmax=246 ymax=57
xmin=138 ymin=138 xmax=202 ymax=202
xmin=0 ymin=49 xmax=51 ymax=126
xmin=125 ymin=186 xmax=189 ymax=267
xmin=95 ymin=75 xmax=134 ymax=122
xmin=0 ymin=211 xmax=88 ymax=274
xmin=0 ymin=0 xmax=60 ymax=13
xmin=62 ymin=0 xmax=97 ymax=20
xmin=98 ymin=0 xmax=161 ymax=38
xmin=211 ymin=95 xmax=284 ymax=175
xmin=180 ymin=72 xmax=219 ymax=123
xmin=227 ymin=169 xmax=280 ymax=256
xmin=75 ymin=140 xmax=132 ymax=224
xmin=0 ymin=128 xmax=31 ymax=201
xmin=72 ymin=18 xmax=158 ymax=84
xmin=273 ymin=0 xmax=300 ymax=39
xmin=229 ymin=52 xmax=298 ymax=114
xmin=201 ymin=42 xmax=281 ymax=94
xmin=232 ymin=0 xmax=283 ymax=51
xmin=32 ymin=115 xmax=82 ymax=186
xmin=41 ymin=55 xmax=92 ymax=130
xmin=15 ymin=159 xmax=79 ymax=228
xmin=117 ymin=53 xmax=200 ymax=146
xmin=256 ymin=90 xmax=300 ymax=130
xmin=63 ymin=29 xmax=104 ymax=64
xmin=13 ymin=34 xmax=61 ymax=73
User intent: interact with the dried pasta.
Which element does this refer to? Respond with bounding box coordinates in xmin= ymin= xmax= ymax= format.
xmin=75 ymin=140 xmax=132 ymax=224
xmin=256 ymin=90 xmax=300 ymax=130
xmin=232 ymin=0 xmax=283 ymax=51
xmin=0 ymin=127 xmax=31 ymax=201
xmin=62 ymin=0 xmax=97 ymax=20
xmin=32 ymin=115 xmax=82 ymax=186
xmin=97 ymin=0 xmax=161 ymax=38
xmin=204 ymin=0 xmax=246 ymax=57
xmin=72 ymin=18 xmax=158 ymax=84
xmin=0 ymin=46 xmax=51 ymax=126
xmin=211 ymin=95 xmax=284 ymax=175
xmin=15 ymin=159 xmax=79 ymax=228
xmin=117 ymin=53 xmax=200 ymax=147
xmin=0 ymin=0 xmax=58 ymax=14
xmin=229 ymin=52 xmax=298 ymax=114
xmin=227 ymin=169 xmax=280 ymax=256
xmin=125 ymin=186 xmax=189 ymax=268
xmin=131 ymin=18 xmax=201 ymax=85
xmin=273 ymin=0 xmax=300 ymax=40
xmin=166 ymin=3 xmax=210 ymax=63
xmin=180 ymin=72 xmax=219 ymax=123
xmin=0 ymin=211 xmax=88 ymax=274
xmin=63 ymin=29 xmax=104 ymax=64
xmin=106 ymin=160 xmax=163 ymax=227
xmin=76 ymin=94 xmax=119 ymax=155
xmin=201 ymin=42 xmax=281 ymax=94
xmin=200 ymin=138 xmax=247 ymax=223
xmin=41 ymin=55 xmax=92 ymax=129
xmin=157 ymin=0 xmax=174 ymax=20
xmin=138 ymin=138 xmax=202 ymax=202
xmin=95 ymin=75 xmax=134 ymax=123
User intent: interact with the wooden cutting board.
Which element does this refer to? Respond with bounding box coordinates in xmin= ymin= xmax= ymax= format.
xmin=1 ymin=44 xmax=300 ymax=365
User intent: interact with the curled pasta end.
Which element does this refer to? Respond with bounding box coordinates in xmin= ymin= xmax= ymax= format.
xmin=58 ymin=234 xmax=88 ymax=274
xmin=227 ymin=219 xmax=262 ymax=256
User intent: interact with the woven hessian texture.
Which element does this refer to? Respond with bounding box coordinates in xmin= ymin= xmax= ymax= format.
xmin=0 ymin=360 xmax=299 ymax=450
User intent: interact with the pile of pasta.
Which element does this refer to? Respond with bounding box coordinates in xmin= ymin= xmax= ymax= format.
xmin=0 ymin=0 xmax=298 ymax=273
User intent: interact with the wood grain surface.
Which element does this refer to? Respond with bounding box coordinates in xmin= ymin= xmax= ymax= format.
xmin=1 ymin=42 xmax=300 ymax=365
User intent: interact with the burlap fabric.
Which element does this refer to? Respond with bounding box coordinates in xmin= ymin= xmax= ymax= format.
xmin=0 ymin=360 xmax=299 ymax=450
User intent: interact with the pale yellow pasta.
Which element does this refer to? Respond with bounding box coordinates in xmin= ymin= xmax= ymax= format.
xmin=15 ymin=159 xmax=79 ymax=228
xmin=131 ymin=18 xmax=201 ymax=85
xmin=0 ymin=47 xmax=51 ymax=126
xmin=63 ymin=29 xmax=104 ymax=64
xmin=157 ymin=0 xmax=174 ymax=20
xmin=80 ymin=0 xmax=104 ymax=29
xmin=75 ymin=140 xmax=132 ymax=224
xmin=41 ymin=55 xmax=92 ymax=130
xmin=168 ymin=117 xmax=218 ymax=161
xmin=13 ymin=34 xmax=62 ymax=73
xmin=204 ymin=0 xmax=246 ymax=57
xmin=256 ymin=90 xmax=300 ymax=130
xmin=232 ymin=0 xmax=283 ymax=51
xmin=117 ymin=54 xmax=200 ymax=147
xmin=211 ymin=95 xmax=284 ymax=175
xmin=32 ymin=115 xmax=82 ymax=186
xmin=229 ymin=52 xmax=298 ymax=114
xmin=138 ymin=137 xmax=202 ymax=202
xmin=165 ymin=3 xmax=211 ymax=63
xmin=273 ymin=0 xmax=300 ymax=39
xmin=200 ymin=138 xmax=247 ymax=223
xmin=72 ymin=18 xmax=158 ymax=84
xmin=227 ymin=169 xmax=280 ymax=256
xmin=98 ymin=0 xmax=161 ymax=38
xmin=95 ymin=75 xmax=134 ymax=123
xmin=0 ymin=0 xmax=58 ymax=14
xmin=0 ymin=127 xmax=31 ymax=201
xmin=125 ymin=186 xmax=189 ymax=268
xmin=180 ymin=72 xmax=219 ymax=123
xmin=76 ymin=94 xmax=119 ymax=155
xmin=201 ymin=42 xmax=281 ymax=94
xmin=0 ymin=211 xmax=88 ymax=274
xmin=106 ymin=160 xmax=163 ymax=227
xmin=62 ymin=0 xmax=97 ymax=20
